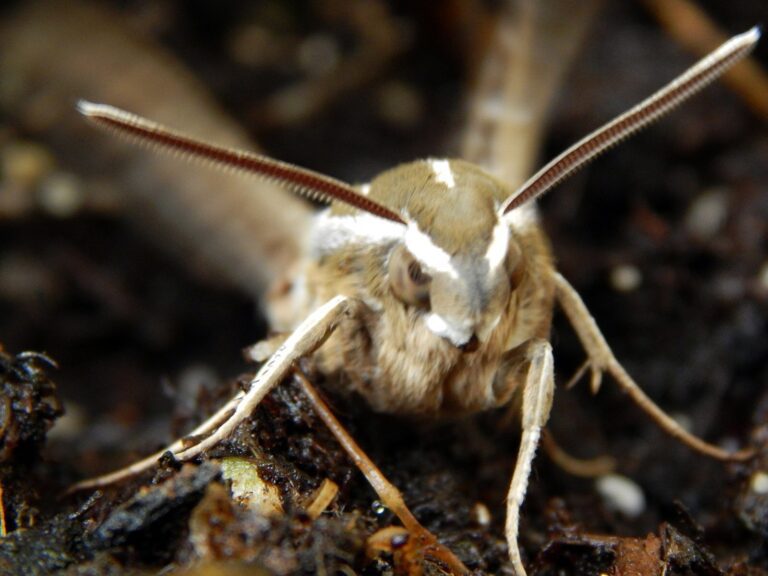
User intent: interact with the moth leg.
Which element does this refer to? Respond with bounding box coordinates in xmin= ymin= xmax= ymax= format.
xmin=244 ymin=332 xmax=290 ymax=363
xmin=506 ymin=339 xmax=555 ymax=576
xmin=67 ymin=391 xmax=245 ymax=492
xmin=553 ymin=271 xmax=755 ymax=461
xmin=293 ymin=368 xmax=470 ymax=576
xmin=68 ymin=295 xmax=353 ymax=493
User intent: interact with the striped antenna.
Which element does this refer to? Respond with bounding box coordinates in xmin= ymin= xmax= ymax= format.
xmin=500 ymin=27 xmax=761 ymax=215
xmin=77 ymin=101 xmax=406 ymax=225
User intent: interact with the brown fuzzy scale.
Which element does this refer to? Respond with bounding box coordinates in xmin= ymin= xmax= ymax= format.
xmin=284 ymin=160 xmax=555 ymax=415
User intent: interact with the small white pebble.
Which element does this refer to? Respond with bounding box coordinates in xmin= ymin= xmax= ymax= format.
xmin=471 ymin=502 xmax=491 ymax=528
xmin=221 ymin=457 xmax=284 ymax=517
xmin=376 ymin=81 xmax=424 ymax=129
xmin=48 ymin=401 xmax=86 ymax=441
xmin=670 ymin=412 xmax=693 ymax=433
xmin=750 ymin=471 xmax=768 ymax=495
xmin=684 ymin=188 xmax=729 ymax=240
xmin=38 ymin=172 xmax=83 ymax=217
xmin=758 ymin=262 xmax=768 ymax=292
xmin=298 ymin=34 xmax=340 ymax=76
xmin=371 ymin=500 xmax=388 ymax=516
xmin=610 ymin=264 xmax=642 ymax=292
xmin=595 ymin=473 xmax=646 ymax=518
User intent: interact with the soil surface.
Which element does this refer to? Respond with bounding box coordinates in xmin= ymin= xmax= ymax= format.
xmin=0 ymin=1 xmax=767 ymax=575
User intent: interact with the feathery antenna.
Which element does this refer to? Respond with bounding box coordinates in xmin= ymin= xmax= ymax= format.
xmin=77 ymin=101 xmax=406 ymax=225
xmin=500 ymin=26 xmax=761 ymax=214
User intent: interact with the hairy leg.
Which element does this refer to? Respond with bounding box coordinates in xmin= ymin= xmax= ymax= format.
xmin=506 ymin=339 xmax=555 ymax=576
xmin=553 ymin=271 xmax=754 ymax=462
xmin=69 ymin=295 xmax=353 ymax=492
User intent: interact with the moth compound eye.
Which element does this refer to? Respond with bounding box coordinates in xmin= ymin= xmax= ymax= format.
xmin=407 ymin=260 xmax=429 ymax=285
xmin=388 ymin=244 xmax=431 ymax=307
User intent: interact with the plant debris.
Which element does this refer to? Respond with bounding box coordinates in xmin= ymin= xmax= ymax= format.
xmin=0 ymin=347 xmax=62 ymax=535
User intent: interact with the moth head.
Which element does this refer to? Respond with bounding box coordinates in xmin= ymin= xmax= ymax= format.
xmin=371 ymin=159 xmax=526 ymax=350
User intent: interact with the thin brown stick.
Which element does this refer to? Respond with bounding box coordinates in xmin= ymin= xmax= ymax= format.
xmin=292 ymin=368 xmax=469 ymax=576
xmin=0 ymin=483 xmax=6 ymax=537
xmin=305 ymin=478 xmax=339 ymax=520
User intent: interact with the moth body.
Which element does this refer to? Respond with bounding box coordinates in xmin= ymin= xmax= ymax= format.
xmin=277 ymin=159 xmax=555 ymax=414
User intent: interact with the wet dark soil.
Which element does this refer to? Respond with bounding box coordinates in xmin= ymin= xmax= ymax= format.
xmin=0 ymin=2 xmax=767 ymax=575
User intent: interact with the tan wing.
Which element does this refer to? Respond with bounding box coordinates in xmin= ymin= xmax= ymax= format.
xmin=0 ymin=0 xmax=313 ymax=297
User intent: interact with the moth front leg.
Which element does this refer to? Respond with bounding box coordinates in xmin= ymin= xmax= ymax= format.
xmin=69 ymin=295 xmax=354 ymax=492
xmin=553 ymin=271 xmax=754 ymax=462
xmin=506 ymin=339 xmax=555 ymax=576
xmin=293 ymin=367 xmax=470 ymax=576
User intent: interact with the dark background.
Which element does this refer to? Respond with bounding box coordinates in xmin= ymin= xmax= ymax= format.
xmin=0 ymin=1 xmax=766 ymax=574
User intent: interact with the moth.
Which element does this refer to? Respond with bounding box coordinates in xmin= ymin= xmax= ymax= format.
xmin=71 ymin=27 xmax=760 ymax=576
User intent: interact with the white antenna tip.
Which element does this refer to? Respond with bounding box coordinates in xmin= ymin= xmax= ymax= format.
xmin=735 ymin=26 xmax=761 ymax=49
xmin=76 ymin=100 xmax=125 ymax=119
xmin=76 ymin=99 xmax=98 ymax=116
